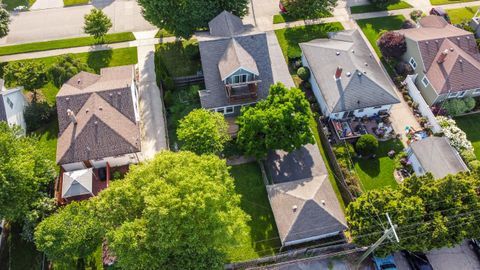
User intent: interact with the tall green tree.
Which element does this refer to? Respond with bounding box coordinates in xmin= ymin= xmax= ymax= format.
xmin=3 ymin=61 xmax=47 ymax=100
xmin=0 ymin=7 xmax=10 ymax=38
xmin=91 ymin=151 xmax=251 ymax=269
xmin=282 ymin=0 xmax=337 ymax=19
xmin=236 ymin=83 xmax=314 ymax=159
xmin=50 ymin=54 xmax=92 ymax=87
xmin=83 ymin=8 xmax=112 ymax=41
xmin=137 ymin=0 xmax=249 ymax=38
xmin=35 ymin=201 xmax=103 ymax=265
xmin=177 ymin=109 xmax=230 ymax=155
xmin=0 ymin=123 xmax=56 ymax=222
xmin=347 ymin=172 xmax=480 ymax=255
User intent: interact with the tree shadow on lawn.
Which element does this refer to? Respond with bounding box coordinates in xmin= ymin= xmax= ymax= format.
xmin=356 ymin=139 xmax=404 ymax=178
xmin=86 ymin=49 xmax=113 ymax=73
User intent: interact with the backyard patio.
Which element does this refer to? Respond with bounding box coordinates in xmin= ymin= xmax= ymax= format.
xmin=330 ymin=113 xmax=395 ymax=141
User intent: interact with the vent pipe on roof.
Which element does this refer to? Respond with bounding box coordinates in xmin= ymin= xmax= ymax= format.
xmin=334 ymin=67 xmax=343 ymax=80
xmin=437 ymin=49 xmax=449 ymax=64
xmin=67 ymin=109 xmax=77 ymax=125
xmin=292 ymin=205 xmax=298 ymax=212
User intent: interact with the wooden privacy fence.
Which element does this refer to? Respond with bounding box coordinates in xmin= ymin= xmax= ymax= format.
xmin=173 ymin=75 xmax=204 ymax=87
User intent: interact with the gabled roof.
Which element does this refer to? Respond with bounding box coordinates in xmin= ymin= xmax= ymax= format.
xmin=410 ymin=137 xmax=468 ymax=179
xmin=397 ymin=16 xmax=480 ymax=94
xmin=218 ymin=39 xmax=259 ymax=81
xmin=56 ymin=66 xmax=141 ymax=165
xmin=266 ymin=144 xmax=347 ymax=245
xmin=208 ymin=11 xmax=245 ymax=37
xmin=300 ymin=30 xmax=399 ymax=113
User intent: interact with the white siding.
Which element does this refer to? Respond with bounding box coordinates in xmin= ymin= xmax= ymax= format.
xmin=407 ymin=150 xmax=425 ymax=176
xmin=130 ymin=80 xmax=141 ymax=122
xmin=2 ymin=88 xmax=26 ymax=132
xmin=302 ymin=54 xmax=330 ymax=117
xmin=62 ymin=162 xmax=86 ymax=172
xmin=284 ymin=231 xmax=341 ymax=247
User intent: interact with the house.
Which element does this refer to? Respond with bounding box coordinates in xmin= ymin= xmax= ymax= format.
xmin=196 ymin=11 xmax=275 ymax=115
xmin=407 ymin=136 xmax=468 ymax=179
xmin=0 ymin=79 xmax=27 ymax=131
xmin=55 ymin=65 xmax=141 ymax=172
xmin=300 ymin=30 xmax=400 ymax=120
xmin=397 ymin=16 xmax=480 ymax=106
xmin=266 ymin=143 xmax=347 ymax=247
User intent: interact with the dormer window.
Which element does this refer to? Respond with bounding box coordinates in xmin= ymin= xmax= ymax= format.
xmin=233 ymin=74 xmax=249 ymax=84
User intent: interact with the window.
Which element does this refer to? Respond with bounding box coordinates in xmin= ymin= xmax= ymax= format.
xmin=409 ymin=57 xmax=417 ymax=69
xmin=225 ymin=106 xmax=234 ymax=114
xmin=458 ymin=91 xmax=466 ymax=98
xmin=421 ymin=76 xmax=430 ymax=87
xmin=357 ymin=109 xmax=364 ymax=113
xmin=474 ymin=89 xmax=480 ymax=95
xmin=216 ymin=108 xmax=225 ymax=114
xmin=6 ymin=97 xmax=13 ymax=109
xmin=448 ymin=92 xmax=460 ymax=98
xmin=233 ymin=74 xmax=248 ymax=84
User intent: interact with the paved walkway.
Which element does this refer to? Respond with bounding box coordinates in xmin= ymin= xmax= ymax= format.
xmin=134 ymin=30 xmax=168 ymax=160
xmin=266 ymin=31 xmax=295 ymax=88
xmin=30 ymin=0 xmax=63 ymax=10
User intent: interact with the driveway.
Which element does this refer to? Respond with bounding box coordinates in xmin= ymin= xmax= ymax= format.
xmin=134 ymin=31 xmax=168 ymax=160
xmin=266 ymin=31 xmax=295 ymax=88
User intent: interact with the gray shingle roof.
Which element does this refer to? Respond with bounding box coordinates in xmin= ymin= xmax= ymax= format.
xmin=266 ymin=144 xmax=347 ymax=245
xmin=218 ymin=39 xmax=259 ymax=80
xmin=410 ymin=136 xmax=468 ymax=179
xmin=56 ymin=66 xmax=141 ymax=165
xmin=199 ymin=33 xmax=274 ymax=109
xmin=208 ymin=11 xmax=245 ymax=37
xmin=300 ymin=30 xmax=400 ymax=113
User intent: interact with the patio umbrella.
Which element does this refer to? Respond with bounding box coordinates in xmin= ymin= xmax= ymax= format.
xmin=62 ymin=168 xmax=94 ymax=199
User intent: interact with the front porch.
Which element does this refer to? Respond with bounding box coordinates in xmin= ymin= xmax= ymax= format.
xmin=331 ymin=113 xmax=394 ymax=141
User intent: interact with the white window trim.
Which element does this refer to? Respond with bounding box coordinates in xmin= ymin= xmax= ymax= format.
xmin=6 ymin=97 xmax=13 ymax=109
xmin=474 ymin=88 xmax=480 ymax=94
xmin=458 ymin=91 xmax=466 ymax=98
xmin=448 ymin=92 xmax=460 ymax=98
xmin=232 ymin=74 xmax=249 ymax=84
xmin=225 ymin=106 xmax=234 ymax=114
xmin=409 ymin=57 xmax=417 ymax=70
xmin=421 ymin=76 xmax=430 ymax=87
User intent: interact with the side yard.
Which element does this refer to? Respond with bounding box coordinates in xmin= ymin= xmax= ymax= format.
xmin=230 ymin=163 xmax=281 ymax=260
xmin=446 ymin=5 xmax=480 ymax=24
xmin=455 ymin=113 xmax=480 ymax=160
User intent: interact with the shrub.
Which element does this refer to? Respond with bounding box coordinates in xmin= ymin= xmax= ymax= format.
xmin=401 ymin=20 xmax=416 ymax=29
xmin=468 ymin=160 xmax=480 ymax=171
xmin=464 ymin=97 xmax=476 ymax=112
xmin=50 ymin=54 xmax=92 ymax=87
xmin=184 ymin=41 xmax=200 ymax=60
xmin=437 ymin=116 xmax=474 ymax=152
xmin=163 ymin=76 xmax=175 ymax=91
xmin=377 ymin=31 xmax=407 ymax=59
xmin=297 ymin=66 xmax=310 ymax=81
xmin=443 ymin=98 xmax=476 ymax=116
xmin=410 ymin=10 xmax=423 ymax=21
xmin=355 ymin=134 xmax=379 ymax=156
xmin=163 ymin=90 xmax=174 ymax=107
xmin=24 ymin=102 xmax=55 ymax=133
xmin=292 ymin=59 xmax=302 ymax=70
xmin=395 ymin=61 xmax=413 ymax=76
xmin=460 ymin=149 xmax=477 ymax=163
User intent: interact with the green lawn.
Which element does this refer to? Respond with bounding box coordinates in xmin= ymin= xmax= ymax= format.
xmin=431 ymin=0 xmax=477 ymax=5
xmin=446 ymin=6 xmax=480 ymax=24
xmin=350 ymin=1 xmax=412 ymax=14
xmin=272 ymin=11 xmax=333 ymax=24
xmin=354 ymin=139 xmax=404 ymax=191
xmin=356 ymin=15 xmax=406 ymax=75
xmin=155 ymin=40 xmax=202 ymax=77
xmin=155 ymin=29 xmax=175 ymax=38
xmin=2 ymin=0 xmax=35 ymax=10
xmin=230 ymin=162 xmax=281 ymax=260
xmin=274 ymin=22 xmax=345 ymax=61
xmin=0 ymin=32 xmax=135 ymax=56
xmin=455 ymin=113 xmax=480 ymax=160
xmin=63 ymin=0 xmax=89 ymax=5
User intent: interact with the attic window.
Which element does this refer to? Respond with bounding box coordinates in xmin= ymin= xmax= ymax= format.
xmin=6 ymin=97 xmax=13 ymax=109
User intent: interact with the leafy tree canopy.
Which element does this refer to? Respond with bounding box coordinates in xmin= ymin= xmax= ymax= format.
xmin=90 ymin=151 xmax=251 ymax=269
xmin=177 ymin=109 xmax=230 ymax=155
xmin=50 ymin=54 xmax=92 ymax=87
xmin=236 ymin=83 xmax=314 ymax=159
xmin=347 ymin=172 xmax=480 ymax=255
xmin=83 ymin=8 xmax=112 ymax=40
xmin=137 ymin=0 xmax=249 ymax=38
xmin=35 ymin=201 xmax=104 ymax=264
xmin=282 ymin=0 xmax=337 ymax=19
xmin=3 ymin=61 xmax=48 ymax=95
xmin=0 ymin=7 xmax=9 ymax=38
xmin=0 ymin=123 xmax=56 ymax=222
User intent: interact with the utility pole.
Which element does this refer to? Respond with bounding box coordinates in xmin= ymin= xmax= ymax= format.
xmin=356 ymin=213 xmax=399 ymax=265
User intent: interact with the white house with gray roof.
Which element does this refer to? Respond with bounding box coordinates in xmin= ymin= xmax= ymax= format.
xmin=0 ymin=79 xmax=26 ymax=132
xmin=300 ymin=30 xmax=400 ymax=120
xmin=197 ymin=11 xmax=275 ymax=115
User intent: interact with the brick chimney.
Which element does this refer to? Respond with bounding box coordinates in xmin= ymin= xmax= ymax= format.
xmin=67 ymin=109 xmax=77 ymax=125
xmin=437 ymin=49 xmax=449 ymax=64
xmin=334 ymin=67 xmax=343 ymax=80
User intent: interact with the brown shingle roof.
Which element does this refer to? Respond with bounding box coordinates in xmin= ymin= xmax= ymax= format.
xmin=56 ymin=65 xmax=141 ymax=165
xmin=397 ymin=16 xmax=480 ymax=94
xmin=218 ymin=39 xmax=259 ymax=81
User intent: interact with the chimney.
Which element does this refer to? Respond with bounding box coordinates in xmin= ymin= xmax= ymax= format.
xmin=437 ymin=49 xmax=449 ymax=64
xmin=67 ymin=109 xmax=77 ymax=125
xmin=334 ymin=67 xmax=343 ymax=80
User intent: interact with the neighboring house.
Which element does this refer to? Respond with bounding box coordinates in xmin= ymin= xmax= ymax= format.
xmin=300 ymin=30 xmax=400 ymax=120
xmin=0 ymin=79 xmax=27 ymax=131
xmin=56 ymin=65 xmax=141 ymax=172
xmin=197 ymin=11 xmax=274 ymax=116
xmin=407 ymin=136 xmax=468 ymax=179
xmin=266 ymin=143 xmax=347 ymax=247
xmin=397 ymin=16 xmax=480 ymax=106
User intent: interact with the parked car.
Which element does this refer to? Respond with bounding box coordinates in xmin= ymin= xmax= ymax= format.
xmin=430 ymin=7 xmax=451 ymax=23
xmin=402 ymin=251 xmax=433 ymax=270
xmin=469 ymin=239 xmax=480 ymax=261
xmin=373 ymin=255 xmax=397 ymax=270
